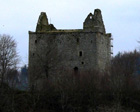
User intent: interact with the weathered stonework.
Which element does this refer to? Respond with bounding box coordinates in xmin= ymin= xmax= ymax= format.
xmin=29 ymin=9 xmax=112 ymax=89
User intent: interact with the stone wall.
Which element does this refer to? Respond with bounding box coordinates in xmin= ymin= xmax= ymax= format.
xmin=28 ymin=9 xmax=112 ymax=89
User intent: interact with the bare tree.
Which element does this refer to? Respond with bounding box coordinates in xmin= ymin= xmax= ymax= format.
xmin=0 ymin=34 xmax=19 ymax=86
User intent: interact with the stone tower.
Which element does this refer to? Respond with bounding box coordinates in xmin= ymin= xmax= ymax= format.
xmin=29 ymin=9 xmax=112 ymax=89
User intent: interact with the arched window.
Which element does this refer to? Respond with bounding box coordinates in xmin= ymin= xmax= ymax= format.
xmin=74 ymin=67 xmax=78 ymax=73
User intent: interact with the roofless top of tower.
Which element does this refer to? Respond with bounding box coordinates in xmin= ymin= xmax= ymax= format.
xmin=35 ymin=9 xmax=106 ymax=34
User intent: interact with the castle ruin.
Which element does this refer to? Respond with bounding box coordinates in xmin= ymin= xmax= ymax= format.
xmin=29 ymin=9 xmax=112 ymax=88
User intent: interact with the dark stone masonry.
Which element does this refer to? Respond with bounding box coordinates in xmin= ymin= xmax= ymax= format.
xmin=29 ymin=9 xmax=112 ymax=89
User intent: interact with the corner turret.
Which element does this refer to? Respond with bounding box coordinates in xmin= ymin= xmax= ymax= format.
xmin=36 ymin=12 xmax=56 ymax=32
xmin=83 ymin=9 xmax=106 ymax=34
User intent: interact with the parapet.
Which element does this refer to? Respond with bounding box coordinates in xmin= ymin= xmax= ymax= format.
xmin=83 ymin=9 xmax=106 ymax=34
xmin=36 ymin=12 xmax=56 ymax=32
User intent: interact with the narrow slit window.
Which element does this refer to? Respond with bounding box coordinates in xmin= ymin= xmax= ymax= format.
xmin=79 ymin=51 xmax=82 ymax=56
xmin=77 ymin=38 xmax=79 ymax=43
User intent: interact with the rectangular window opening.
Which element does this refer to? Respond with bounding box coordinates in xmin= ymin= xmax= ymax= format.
xmin=77 ymin=38 xmax=79 ymax=43
xmin=79 ymin=51 xmax=82 ymax=56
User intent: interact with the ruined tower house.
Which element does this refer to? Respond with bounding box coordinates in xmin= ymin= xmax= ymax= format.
xmin=29 ymin=9 xmax=112 ymax=88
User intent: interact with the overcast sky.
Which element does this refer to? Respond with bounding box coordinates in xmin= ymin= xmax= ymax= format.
xmin=0 ymin=0 xmax=140 ymax=66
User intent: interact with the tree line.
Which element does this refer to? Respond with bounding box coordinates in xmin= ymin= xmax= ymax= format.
xmin=1 ymin=34 xmax=140 ymax=111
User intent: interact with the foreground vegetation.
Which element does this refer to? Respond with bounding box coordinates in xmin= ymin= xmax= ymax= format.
xmin=1 ymin=50 xmax=140 ymax=112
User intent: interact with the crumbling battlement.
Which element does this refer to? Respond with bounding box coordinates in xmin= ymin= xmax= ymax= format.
xmin=35 ymin=9 xmax=106 ymax=33
xmin=36 ymin=12 xmax=56 ymax=32
xmin=83 ymin=9 xmax=106 ymax=33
